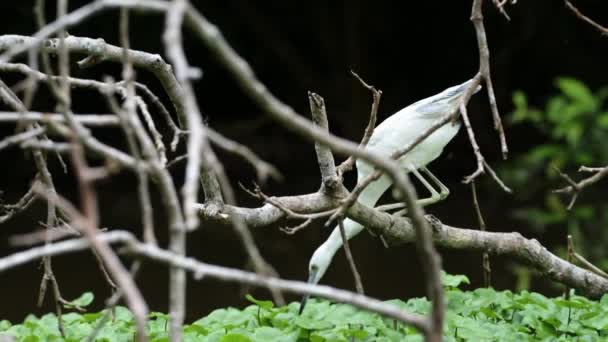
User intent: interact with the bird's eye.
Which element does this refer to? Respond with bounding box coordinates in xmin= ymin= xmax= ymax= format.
xmin=310 ymin=265 xmax=318 ymax=272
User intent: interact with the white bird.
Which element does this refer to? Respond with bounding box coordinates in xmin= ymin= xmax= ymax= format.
xmin=300 ymin=79 xmax=481 ymax=313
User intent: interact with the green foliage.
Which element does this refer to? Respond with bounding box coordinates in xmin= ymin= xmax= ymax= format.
xmin=3 ymin=286 xmax=608 ymax=341
xmin=64 ymin=292 xmax=95 ymax=310
xmin=503 ymin=77 xmax=608 ymax=272
xmin=441 ymin=271 xmax=470 ymax=289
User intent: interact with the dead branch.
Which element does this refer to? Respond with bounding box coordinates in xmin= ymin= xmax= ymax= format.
xmin=565 ymin=0 xmax=608 ymax=36
xmin=554 ymin=165 xmax=608 ymax=209
xmin=0 ymin=230 xmax=430 ymax=333
xmin=184 ymin=8 xmax=445 ymax=338
xmin=197 ymin=190 xmax=608 ymax=298
xmin=336 ymin=71 xmax=381 ymax=177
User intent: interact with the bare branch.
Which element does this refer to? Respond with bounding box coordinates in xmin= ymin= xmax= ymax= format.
xmin=0 ymin=230 xmax=430 ymax=333
xmin=565 ymin=0 xmax=608 ymax=36
xmin=338 ymin=219 xmax=365 ymax=294
xmin=0 ymin=111 xmax=119 ymax=126
xmin=554 ymin=165 xmax=608 ymax=209
xmin=0 ymin=182 xmax=38 ymax=224
xmin=336 ymin=71 xmax=381 ymax=177
xmin=471 ymin=0 xmax=509 ymax=159
xmin=568 ymin=235 xmax=608 ymax=280
xmin=0 ymin=126 xmax=46 ymax=151
xmin=471 ymin=181 xmax=491 ymax=287
xmin=34 ymin=182 xmax=149 ymax=342
xmin=198 ymin=190 xmax=608 ymax=298
xmin=308 ymin=91 xmax=340 ymax=192
xmin=206 ymin=129 xmax=283 ymax=183
xmin=491 ymin=0 xmax=516 ymax=21
xmin=164 ymin=0 xmax=205 ymax=237
xmin=118 ymin=8 xmax=157 ymax=245
xmin=0 ymin=0 xmax=169 ymax=65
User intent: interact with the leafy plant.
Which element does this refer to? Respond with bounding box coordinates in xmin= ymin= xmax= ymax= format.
xmin=3 ymin=282 xmax=608 ymax=341
xmin=502 ymin=77 xmax=608 ymax=272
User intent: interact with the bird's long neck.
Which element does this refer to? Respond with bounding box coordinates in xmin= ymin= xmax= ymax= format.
xmin=321 ymin=174 xmax=392 ymax=256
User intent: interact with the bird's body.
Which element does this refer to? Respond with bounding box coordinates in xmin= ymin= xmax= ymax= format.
xmin=307 ymin=99 xmax=462 ymax=284
xmin=300 ymin=79 xmax=480 ymax=313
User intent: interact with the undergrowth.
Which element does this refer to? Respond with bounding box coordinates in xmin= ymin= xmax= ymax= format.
xmin=2 ymin=274 xmax=608 ymax=341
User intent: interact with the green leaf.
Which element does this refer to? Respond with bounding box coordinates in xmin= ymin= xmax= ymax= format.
xmin=555 ymin=77 xmax=597 ymax=112
xmin=546 ymin=96 xmax=567 ymax=123
xmin=245 ymin=294 xmax=274 ymax=310
xmin=511 ymin=91 xmax=529 ymax=123
xmin=512 ymin=90 xmax=527 ymax=110
xmin=184 ymin=324 xmax=207 ymax=335
xmin=219 ymin=333 xmax=252 ymax=342
xmin=441 ymin=272 xmax=470 ymax=289
xmin=252 ymin=327 xmax=298 ymax=342
xmin=582 ymin=313 xmax=608 ymax=330
xmin=525 ymin=145 xmax=562 ymax=163
xmin=565 ymin=121 xmax=583 ymax=146
xmin=0 ymin=320 xmax=11 ymax=331
xmin=597 ymin=112 xmax=608 ymax=128
xmin=293 ymin=316 xmax=333 ymax=330
xmin=65 ymin=292 xmax=94 ymax=309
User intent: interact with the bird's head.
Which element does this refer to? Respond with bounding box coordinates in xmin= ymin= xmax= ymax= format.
xmin=412 ymin=79 xmax=482 ymax=119
xmin=299 ymin=245 xmax=333 ymax=314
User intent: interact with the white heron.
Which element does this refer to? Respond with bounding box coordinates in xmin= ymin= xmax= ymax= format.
xmin=300 ymin=79 xmax=481 ymax=313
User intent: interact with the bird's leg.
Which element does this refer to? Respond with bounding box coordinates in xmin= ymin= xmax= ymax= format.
xmin=377 ymin=166 xmax=449 ymax=217
xmin=409 ymin=167 xmax=443 ymax=204
xmin=421 ymin=166 xmax=450 ymax=201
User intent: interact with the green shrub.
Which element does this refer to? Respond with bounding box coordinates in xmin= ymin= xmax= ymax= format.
xmin=3 ymin=279 xmax=608 ymax=341
xmin=502 ymin=78 xmax=608 ymax=274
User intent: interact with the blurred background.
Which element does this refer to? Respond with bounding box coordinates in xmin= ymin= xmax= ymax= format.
xmin=0 ymin=0 xmax=607 ymax=322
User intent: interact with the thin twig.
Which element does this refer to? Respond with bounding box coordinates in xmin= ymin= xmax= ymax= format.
xmin=118 ymin=9 xmax=157 ymax=245
xmin=0 ymin=111 xmax=120 ymax=126
xmin=0 ymin=60 xmax=69 ymax=335
xmin=34 ymin=181 xmax=149 ymax=342
xmin=471 ymin=181 xmax=491 ymax=287
xmin=0 ymin=230 xmax=430 ymax=333
xmin=554 ymin=165 xmax=608 ymax=209
xmin=459 ymin=75 xmax=486 ymax=183
xmin=86 ymin=261 xmax=142 ymax=342
xmin=336 ymin=71 xmax=381 ymax=177
xmin=338 ymin=219 xmax=365 ymax=294
xmin=206 ymin=128 xmax=283 ymax=182
xmin=0 ymin=183 xmax=38 ymax=224
xmin=471 ymin=0 xmax=509 ymax=159
xmin=564 ymin=0 xmax=608 ymax=36
xmin=241 ymin=183 xmax=335 ymax=234
xmin=0 ymin=126 xmax=46 ymax=151
xmin=491 ymin=0 xmax=512 ymax=20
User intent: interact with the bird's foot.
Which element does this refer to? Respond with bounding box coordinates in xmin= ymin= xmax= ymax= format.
xmin=425 ymin=214 xmax=443 ymax=233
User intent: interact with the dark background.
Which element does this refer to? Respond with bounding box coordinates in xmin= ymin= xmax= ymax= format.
xmin=1 ymin=0 xmax=607 ymax=322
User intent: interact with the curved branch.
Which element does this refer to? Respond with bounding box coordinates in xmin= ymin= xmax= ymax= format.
xmin=0 ymin=230 xmax=430 ymax=333
xmin=197 ymin=190 xmax=608 ymax=298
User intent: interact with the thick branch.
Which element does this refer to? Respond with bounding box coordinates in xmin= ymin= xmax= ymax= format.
xmin=308 ymin=92 xmax=339 ymax=192
xmin=197 ymin=191 xmax=608 ymax=298
xmin=184 ymin=11 xmax=444 ymax=335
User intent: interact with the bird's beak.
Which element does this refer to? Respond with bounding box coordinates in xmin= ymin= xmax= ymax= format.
xmin=298 ymin=270 xmax=317 ymax=314
xmin=298 ymin=295 xmax=310 ymax=315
